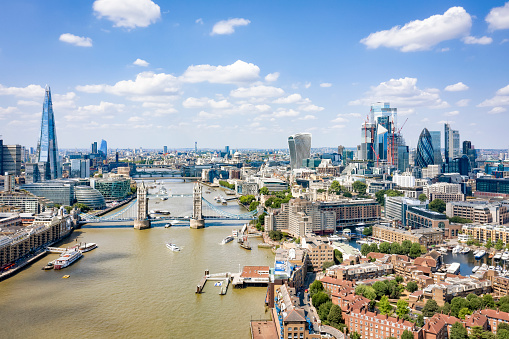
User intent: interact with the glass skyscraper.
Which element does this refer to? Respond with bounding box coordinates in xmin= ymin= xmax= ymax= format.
xmin=415 ymin=128 xmax=434 ymax=168
xmin=429 ymin=131 xmax=442 ymax=165
xmin=288 ymin=133 xmax=311 ymax=169
xmin=444 ymin=123 xmax=460 ymax=163
xmin=36 ymin=86 xmax=60 ymax=180
xmin=100 ymin=139 xmax=107 ymax=156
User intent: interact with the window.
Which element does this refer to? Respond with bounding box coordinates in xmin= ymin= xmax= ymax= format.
xmin=288 ymin=334 xmax=292 ymax=339
xmin=288 ymin=328 xmax=292 ymax=331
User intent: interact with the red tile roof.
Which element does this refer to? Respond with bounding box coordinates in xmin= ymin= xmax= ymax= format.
xmin=480 ymin=309 xmax=509 ymax=322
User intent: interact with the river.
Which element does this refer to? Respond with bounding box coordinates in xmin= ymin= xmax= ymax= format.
xmin=0 ymin=180 xmax=274 ymax=339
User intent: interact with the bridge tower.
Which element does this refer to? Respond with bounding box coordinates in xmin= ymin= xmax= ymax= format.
xmin=134 ymin=181 xmax=151 ymax=230
xmin=190 ymin=182 xmax=205 ymax=229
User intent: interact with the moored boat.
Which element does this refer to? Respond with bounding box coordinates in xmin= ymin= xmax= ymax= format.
xmin=475 ymin=250 xmax=486 ymax=260
xmin=78 ymin=242 xmax=97 ymax=253
xmin=53 ymin=249 xmax=83 ymax=270
xmin=472 ymin=265 xmax=480 ymax=273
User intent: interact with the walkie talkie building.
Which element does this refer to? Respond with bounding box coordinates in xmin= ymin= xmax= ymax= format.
xmin=288 ymin=133 xmax=311 ymax=169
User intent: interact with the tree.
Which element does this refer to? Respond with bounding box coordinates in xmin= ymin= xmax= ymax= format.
xmin=379 ymin=242 xmax=391 ymax=254
xmin=312 ymin=292 xmax=329 ymax=308
xmin=481 ymin=331 xmax=495 ymax=339
xmin=458 ymin=307 xmax=472 ymax=319
xmin=352 ymin=181 xmax=367 ymax=194
xmin=401 ymin=329 xmax=414 ymax=339
xmin=259 ymin=187 xmax=269 ymax=195
xmin=54 ymin=203 xmax=61 ymax=209
xmin=450 ymin=322 xmax=468 ymax=339
xmin=363 ymin=286 xmax=377 ymax=300
xmin=469 ymin=326 xmax=484 ymax=339
xmin=418 ymin=193 xmax=427 ymax=202
xmin=483 ymin=294 xmax=495 ymax=309
xmin=486 ymin=239 xmax=493 ymax=250
xmin=72 ymin=203 xmax=91 ymax=212
xmin=391 ymin=242 xmax=402 ymax=254
xmin=396 ymin=299 xmax=410 ymax=319
xmin=361 ymin=244 xmax=371 ymax=256
xmin=441 ymin=302 xmax=452 ymax=315
xmin=369 ymin=243 xmax=378 ymax=253
xmin=318 ymin=301 xmax=333 ymax=321
xmin=268 ymin=230 xmax=283 ymax=241
xmin=423 ymin=299 xmax=440 ymax=317
xmin=451 ymin=297 xmax=469 ymax=318
xmin=249 ymin=201 xmax=260 ymax=211
xmin=466 ymin=294 xmax=482 ymax=311
xmin=449 ymin=216 xmax=473 ymax=224
xmin=350 ymin=332 xmax=361 ymax=339
xmin=401 ymin=240 xmax=412 ymax=255
xmin=329 ymin=180 xmax=342 ymax=194
xmin=327 ymin=304 xmax=343 ymax=325
xmin=323 ymin=261 xmax=335 ymax=270
xmin=363 ymin=226 xmax=373 ymax=236
xmin=429 ymin=199 xmax=446 ymax=213
xmin=379 ymin=295 xmax=392 ymax=315
xmin=343 ymin=192 xmax=352 ymax=198
xmin=395 ymin=276 xmax=404 ymax=283
xmin=496 ymin=239 xmax=504 ymax=250
xmin=416 ymin=314 xmax=424 ymax=327
xmin=406 ymin=281 xmax=418 ymax=293
xmin=334 ymin=249 xmax=343 ymax=264
xmin=309 ymin=280 xmax=324 ymax=298
xmin=372 ymin=281 xmax=388 ymax=298
xmin=409 ymin=243 xmax=422 ymax=258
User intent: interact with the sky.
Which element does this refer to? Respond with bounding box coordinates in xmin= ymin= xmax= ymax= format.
xmin=0 ymin=0 xmax=509 ymax=150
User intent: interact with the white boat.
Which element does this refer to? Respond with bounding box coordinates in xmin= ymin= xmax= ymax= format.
xmin=166 ymin=243 xmax=180 ymax=252
xmin=475 ymin=250 xmax=486 ymax=260
xmin=502 ymin=252 xmax=509 ymax=260
xmin=221 ymin=236 xmax=234 ymax=245
xmin=461 ymin=247 xmax=470 ymax=254
xmin=480 ymin=263 xmax=489 ymax=271
xmin=495 ymin=253 xmax=502 ymax=260
xmin=53 ymin=249 xmax=83 ymax=270
xmin=489 ymin=266 xmax=496 ymax=271
xmin=472 ymin=266 xmax=480 ymax=273
xmin=232 ymin=229 xmax=239 ymax=237
xmin=447 ymin=262 xmax=461 ymax=274
xmin=164 ymin=223 xmax=171 ymax=228
xmin=78 ymin=243 xmax=97 ymax=253
xmin=438 ymin=247 xmax=448 ymax=254
xmin=452 ymin=246 xmax=462 ymax=254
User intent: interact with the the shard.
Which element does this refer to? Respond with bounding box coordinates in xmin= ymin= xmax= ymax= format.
xmin=36 ymin=86 xmax=60 ymax=180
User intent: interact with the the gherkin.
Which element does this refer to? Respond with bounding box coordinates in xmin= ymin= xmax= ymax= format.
xmin=415 ymin=128 xmax=434 ymax=168
xmin=36 ymin=86 xmax=60 ymax=179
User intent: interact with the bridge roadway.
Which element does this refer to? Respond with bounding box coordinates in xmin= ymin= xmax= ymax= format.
xmin=133 ymin=176 xmax=201 ymax=181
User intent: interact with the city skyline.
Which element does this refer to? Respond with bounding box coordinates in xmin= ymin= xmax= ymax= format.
xmin=1 ymin=1 xmax=509 ymax=149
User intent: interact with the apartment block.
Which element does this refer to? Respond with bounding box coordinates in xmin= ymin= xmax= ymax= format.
xmin=373 ymin=224 xmax=444 ymax=247
xmin=462 ymin=224 xmax=509 ymax=244
xmin=334 ymin=262 xmax=393 ymax=281
xmin=446 ymin=201 xmax=509 ymax=225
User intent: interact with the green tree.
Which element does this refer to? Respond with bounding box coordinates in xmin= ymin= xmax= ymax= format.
xmin=372 ymin=281 xmax=388 ymax=298
xmin=466 ymin=294 xmax=482 ymax=311
xmin=449 ymin=216 xmax=473 ymax=224
xmin=363 ymin=226 xmax=373 ymax=236
xmin=334 ymin=249 xmax=343 ymax=264
xmin=375 ymin=190 xmax=387 ymax=205
xmin=422 ymin=299 xmax=440 ymax=317
xmin=323 ymin=261 xmax=335 ymax=270
xmin=483 ymin=294 xmax=495 ymax=309
xmin=401 ymin=329 xmax=414 ymax=339
xmin=369 ymin=243 xmax=379 ymax=253
xmin=249 ymin=201 xmax=260 ymax=211
xmin=481 ymin=331 xmax=495 ymax=339
xmin=391 ymin=242 xmax=402 ymax=254
xmin=451 ymin=297 xmax=469 ymax=317
xmin=409 ymin=243 xmax=422 ymax=258
xmin=72 ymin=203 xmax=91 ymax=212
xmin=418 ymin=193 xmax=427 ymax=202
xmin=379 ymin=242 xmax=391 ymax=254
xmin=268 ymin=230 xmax=283 ymax=241
xmin=54 ymin=203 xmax=61 ymax=209
xmin=379 ymin=295 xmax=392 ymax=315
xmin=318 ymin=301 xmax=333 ymax=321
xmin=429 ymin=199 xmax=446 ymax=213
xmin=416 ymin=314 xmax=424 ymax=327
xmin=329 ymin=180 xmax=342 ymax=194
xmin=395 ymin=276 xmax=404 ymax=283
xmin=401 ymin=240 xmax=412 ymax=255
xmin=450 ymin=322 xmax=468 ymax=339
xmin=441 ymin=302 xmax=452 ymax=315
xmin=361 ymin=244 xmax=371 ymax=256
xmin=363 ymin=286 xmax=377 ymax=300
xmin=406 ymin=281 xmax=418 ymax=293
xmin=309 ymin=280 xmax=324 ymax=298
xmin=259 ymin=187 xmax=269 ymax=195
xmin=458 ymin=307 xmax=472 ymax=319
xmin=350 ymin=332 xmax=361 ymax=339
xmin=496 ymin=239 xmax=504 ymax=250
xmin=469 ymin=326 xmax=484 ymax=339
xmin=396 ymin=299 xmax=410 ymax=319
xmin=352 ymin=181 xmax=367 ymax=194
xmin=312 ymin=291 xmax=329 ymax=308
xmin=355 ymin=284 xmax=367 ymax=296
xmin=499 ymin=328 xmax=509 ymax=339
xmin=327 ymin=304 xmax=343 ymax=325
xmin=343 ymin=192 xmax=352 ymax=198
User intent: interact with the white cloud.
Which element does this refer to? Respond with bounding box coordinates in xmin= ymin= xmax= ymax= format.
xmin=300 ymin=104 xmax=324 ymax=112
xmin=305 ymin=82 xmax=311 ymax=89
xmin=331 ymin=116 xmax=349 ymax=123
xmin=273 ymin=108 xmax=299 ymax=118
xmin=53 ymin=92 xmax=77 ymax=110
xmin=478 ymin=84 xmax=509 ymax=107
xmin=265 ymin=72 xmax=280 ymax=82
xmin=182 ymin=97 xmax=232 ymax=109
xmin=133 ymin=58 xmax=149 ymax=67
xmin=440 ymin=47 xmax=450 ymax=52
xmin=360 ymin=7 xmax=472 ymax=52
xmin=456 ymin=99 xmax=470 ymax=107
xmin=17 ymin=100 xmax=40 ymax=106
xmin=0 ymin=84 xmax=45 ymax=98
xmin=349 ymin=77 xmax=449 ymax=108
xmin=299 ymin=115 xmax=316 ymax=120
xmin=445 ymin=110 xmax=460 ymax=116
xmin=128 ymin=116 xmax=144 ymax=122
xmin=195 ymin=111 xmax=221 ymax=120
xmin=181 ymin=60 xmax=259 ymax=84
xmin=211 ymin=18 xmax=250 ymax=35
xmin=195 ymin=18 xmax=203 ymax=25
xmin=77 ymin=71 xmax=179 ymax=96
xmin=273 ymin=94 xmax=302 ymax=104
xmin=0 ymin=106 xmax=18 ymax=117
xmin=497 ymin=84 xmax=509 ymax=95
xmin=445 ymin=82 xmax=469 ymax=92
xmin=486 ymin=2 xmax=509 ymax=31
xmin=230 ymin=85 xmax=284 ymax=98
xmin=462 ymin=36 xmax=493 ymax=45
xmin=320 ymin=83 xmax=332 ymax=88
xmin=66 ymin=101 xmax=124 ymax=121
xmin=59 ymin=33 xmax=93 ymax=47
xmin=488 ymin=107 xmax=507 ymax=114
xmin=93 ymin=0 xmax=161 ymax=29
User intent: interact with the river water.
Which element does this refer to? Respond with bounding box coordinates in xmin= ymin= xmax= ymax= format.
xmin=0 ymin=180 xmax=274 ymax=339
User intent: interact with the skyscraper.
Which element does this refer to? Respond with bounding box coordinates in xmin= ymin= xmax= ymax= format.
xmin=429 ymin=131 xmax=442 ymax=165
xmin=288 ymin=133 xmax=311 ymax=169
xmin=415 ymin=128 xmax=434 ymax=168
xmin=91 ymin=142 xmax=98 ymax=154
xmin=36 ymin=86 xmax=60 ymax=180
xmin=444 ymin=123 xmax=460 ymax=163
xmin=100 ymin=139 xmax=107 ymax=156
xmin=463 ymin=140 xmax=477 ymax=169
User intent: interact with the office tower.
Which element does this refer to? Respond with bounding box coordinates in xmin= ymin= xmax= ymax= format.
xmin=163 ymin=146 xmax=167 ymax=154
xmin=100 ymin=139 xmax=107 ymax=156
xmin=0 ymin=138 xmax=3 ymax=174
xmin=415 ymin=128 xmax=434 ymax=168
xmin=288 ymin=133 xmax=311 ymax=169
xmin=462 ymin=140 xmax=477 ymax=169
xmin=429 ymin=131 xmax=442 ymax=165
xmin=35 ymin=87 xmax=60 ymax=180
xmin=225 ymin=146 xmax=230 ymax=155
xmin=115 ymin=152 xmax=119 ymax=162
xmin=91 ymin=142 xmax=98 ymax=154
xmin=444 ymin=123 xmax=460 ymax=163
xmin=195 ymin=142 xmax=197 ymax=153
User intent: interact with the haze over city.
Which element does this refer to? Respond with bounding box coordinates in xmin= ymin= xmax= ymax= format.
xmin=1 ymin=0 xmax=509 ymax=149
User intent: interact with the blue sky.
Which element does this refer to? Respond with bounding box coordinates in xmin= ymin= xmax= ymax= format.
xmin=0 ymin=0 xmax=508 ymax=150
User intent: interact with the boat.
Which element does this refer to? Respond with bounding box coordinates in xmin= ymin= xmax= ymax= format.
xmin=42 ymin=261 xmax=54 ymax=270
xmin=78 ymin=242 xmax=97 ymax=253
xmin=495 ymin=253 xmax=503 ymax=260
xmin=480 ymin=263 xmax=489 ymax=271
xmin=53 ymin=249 xmax=83 ymax=270
xmin=240 ymin=241 xmax=252 ymax=250
xmin=447 ymin=262 xmax=461 ymax=274
xmin=62 ymin=275 xmax=70 ymax=279
xmin=438 ymin=247 xmax=448 ymax=254
xmin=489 ymin=266 xmax=496 ymax=271
xmin=220 ymin=196 xmax=227 ymax=205
xmin=472 ymin=265 xmax=480 ymax=273
xmin=452 ymin=246 xmax=462 ymax=254
xmin=160 ymin=197 xmax=168 ymax=201
xmin=502 ymin=252 xmax=509 ymax=260
xmin=166 ymin=243 xmax=180 ymax=252
xmin=221 ymin=236 xmax=234 ymax=245
xmin=475 ymin=250 xmax=486 ymax=260
xmin=164 ymin=223 xmax=171 ymax=228
xmin=232 ymin=229 xmax=239 ymax=237
xmin=460 ymin=247 xmax=470 ymax=254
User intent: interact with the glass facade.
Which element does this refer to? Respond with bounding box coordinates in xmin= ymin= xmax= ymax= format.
xmin=100 ymin=139 xmax=107 ymax=156
xmin=288 ymin=133 xmax=311 ymax=169
xmin=415 ymin=128 xmax=434 ymax=168
xmin=75 ymin=186 xmax=106 ymax=210
xmin=93 ymin=178 xmax=131 ymax=201
xmin=476 ymin=178 xmax=509 ymax=194
xmin=429 ymin=131 xmax=442 ymax=165
xmin=35 ymin=87 xmax=59 ymax=180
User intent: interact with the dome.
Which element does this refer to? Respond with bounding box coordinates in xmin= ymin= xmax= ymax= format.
xmin=75 ymin=186 xmax=106 ymax=210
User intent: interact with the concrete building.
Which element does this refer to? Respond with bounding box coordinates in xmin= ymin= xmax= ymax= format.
xmin=334 ymin=262 xmax=393 ymax=281
xmin=320 ymin=199 xmax=381 ymax=228
xmin=74 ymin=186 xmax=106 ymax=210
xmin=1 ymin=145 xmax=22 ymax=176
xmin=21 ymin=181 xmax=74 ymax=206
xmin=384 ymin=196 xmax=427 ymax=226
xmin=422 ymin=276 xmax=491 ymax=306
xmin=301 ymin=237 xmax=334 ymax=271
xmin=392 ymin=173 xmax=415 ymax=188
xmin=422 ymin=165 xmax=441 ymax=179
xmin=0 ymin=191 xmax=48 ymax=214
xmin=446 ymin=201 xmax=509 ymax=225
xmin=406 ymin=206 xmax=449 ymax=230
xmin=345 ymin=308 xmax=419 ymax=339
xmin=373 ymin=224 xmax=444 ymax=248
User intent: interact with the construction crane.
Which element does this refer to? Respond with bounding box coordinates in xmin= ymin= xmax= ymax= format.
xmin=388 ymin=117 xmax=408 ymax=166
xmin=371 ymin=144 xmax=379 ymax=167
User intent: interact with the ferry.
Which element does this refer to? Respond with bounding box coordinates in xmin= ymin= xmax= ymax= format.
xmin=221 ymin=236 xmax=234 ymax=245
xmin=166 ymin=243 xmax=180 ymax=252
xmin=78 ymin=243 xmax=97 ymax=253
xmin=475 ymin=250 xmax=486 ymax=260
xmin=53 ymin=249 xmax=83 ymax=270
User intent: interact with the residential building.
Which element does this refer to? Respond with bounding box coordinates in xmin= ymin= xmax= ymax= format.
xmin=320 ymin=199 xmax=381 ymax=228
xmin=35 ymin=87 xmax=60 ymax=180
xmin=288 ymin=133 xmax=311 ymax=170
xmin=422 ymin=276 xmax=491 ymax=306
xmin=480 ymin=309 xmax=509 ymax=332
xmin=301 ymin=237 xmax=334 ymax=271
xmin=446 ymin=201 xmax=509 ymax=225
xmin=0 ymin=191 xmax=48 ymax=214
xmin=462 ymin=224 xmax=509 ymax=245
xmin=344 ymin=308 xmax=419 ymax=339
xmin=423 ymin=183 xmax=465 ymax=203
xmin=333 ymin=262 xmax=393 ymax=281
xmin=373 ymin=224 xmax=444 ymax=247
